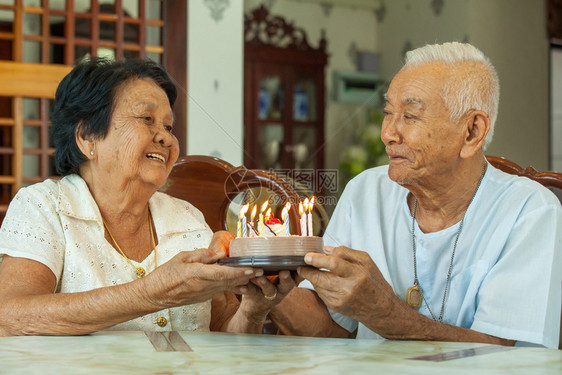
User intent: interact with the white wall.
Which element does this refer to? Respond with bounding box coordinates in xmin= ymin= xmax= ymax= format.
xmin=187 ymin=1 xmax=244 ymax=166
xmin=377 ymin=0 xmax=469 ymax=79
xmin=377 ymin=0 xmax=549 ymax=170
xmin=469 ymin=0 xmax=549 ymax=170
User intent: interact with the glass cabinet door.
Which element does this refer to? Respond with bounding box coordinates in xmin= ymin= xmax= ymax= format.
xmin=293 ymin=78 xmax=316 ymax=123
xmin=257 ymin=75 xmax=284 ymax=120
xmin=291 ymin=125 xmax=316 ymax=170
xmin=250 ymin=66 xmax=323 ymax=171
xmin=258 ymin=124 xmax=284 ymax=170
xmin=255 ymin=73 xmax=320 ymax=170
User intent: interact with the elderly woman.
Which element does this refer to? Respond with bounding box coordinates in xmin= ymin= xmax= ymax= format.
xmin=0 ymin=58 xmax=296 ymax=335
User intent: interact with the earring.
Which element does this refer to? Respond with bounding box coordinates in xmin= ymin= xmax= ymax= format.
xmin=90 ymin=151 xmax=94 ymax=156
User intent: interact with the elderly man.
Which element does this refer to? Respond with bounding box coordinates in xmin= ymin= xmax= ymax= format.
xmin=269 ymin=42 xmax=561 ymax=349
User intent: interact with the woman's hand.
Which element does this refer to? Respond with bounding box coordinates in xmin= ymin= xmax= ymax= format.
xmin=208 ymin=230 xmax=234 ymax=257
xmin=237 ymin=270 xmax=301 ymax=324
xmin=143 ymin=248 xmax=261 ymax=310
xmin=214 ymin=270 xmax=301 ymax=333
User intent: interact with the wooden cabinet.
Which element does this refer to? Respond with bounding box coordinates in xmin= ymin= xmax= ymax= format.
xmin=243 ymin=6 xmax=328 ymax=172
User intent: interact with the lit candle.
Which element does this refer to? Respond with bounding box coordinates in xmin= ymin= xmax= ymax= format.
xmin=237 ymin=204 xmax=244 ymax=238
xmin=307 ymin=196 xmax=315 ymax=236
xmin=303 ymin=197 xmax=310 ymax=236
xmin=299 ymin=201 xmax=307 ymax=236
xmin=266 ymin=208 xmax=272 ymax=221
xmin=241 ymin=203 xmax=249 ymax=238
xmin=249 ymin=204 xmax=257 ymax=237
xmin=258 ymin=201 xmax=268 ymax=236
xmin=237 ymin=214 xmax=242 ymax=238
xmin=282 ymin=202 xmax=291 ymax=236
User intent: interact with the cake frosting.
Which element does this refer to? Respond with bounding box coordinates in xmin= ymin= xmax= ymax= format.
xmin=263 ymin=223 xmax=285 ymax=236
xmin=229 ymin=215 xmax=323 ymax=258
xmin=229 ymin=235 xmax=323 ymax=257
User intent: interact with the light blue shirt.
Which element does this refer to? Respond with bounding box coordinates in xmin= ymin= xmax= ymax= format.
xmin=319 ymin=164 xmax=561 ymax=349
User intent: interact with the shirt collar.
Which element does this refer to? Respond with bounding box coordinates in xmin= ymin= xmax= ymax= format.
xmin=148 ymin=192 xmax=209 ymax=237
xmin=56 ymin=174 xmax=208 ymax=237
xmin=56 ymin=174 xmax=102 ymax=224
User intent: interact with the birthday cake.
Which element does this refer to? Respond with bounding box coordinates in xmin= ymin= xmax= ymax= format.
xmin=229 ymin=232 xmax=323 ymax=257
xmin=219 ymin=201 xmax=322 ymax=271
xmin=229 ymin=217 xmax=323 ymax=257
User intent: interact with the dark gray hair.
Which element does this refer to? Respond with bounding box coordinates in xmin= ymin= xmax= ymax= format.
xmin=51 ymin=58 xmax=177 ymax=176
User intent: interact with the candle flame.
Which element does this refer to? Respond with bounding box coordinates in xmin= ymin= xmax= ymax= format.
xmin=281 ymin=206 xmax=288 ymax=216
xmin=303 ymin=197 xmax=309 ymax=211
xmin=309 ymin=196 xmax=315 ymax=211
xmin=299 ymin=202 xmax=304 ymax=216
xmin=260 ymin=200 xmax=269 ymax=212
xmin=239 ymin=203 xmax=249 ymax=219
xmin=285 ymin=202 xmax=291 ymax=211
xmin=266 ymin=208 xmax=272 ymax=219
xmin=250 ymin=205 xmax=257 ymax=220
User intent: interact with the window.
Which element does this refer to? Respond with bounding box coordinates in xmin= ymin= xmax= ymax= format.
xmin=0 ymin=0 xmax=186 ymax=223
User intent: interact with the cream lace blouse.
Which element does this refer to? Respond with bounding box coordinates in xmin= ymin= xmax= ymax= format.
xmin=0 ymin=174 xmax=214 ymax=332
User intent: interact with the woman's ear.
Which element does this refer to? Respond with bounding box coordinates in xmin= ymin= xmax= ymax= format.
xmin=460 ymin=110 xmax=490 ymax=159
xmin=75 ymin=122 xmax=95 ymax=159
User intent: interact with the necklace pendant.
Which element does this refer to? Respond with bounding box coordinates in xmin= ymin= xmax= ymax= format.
xmin=407 ymin=284 xmax=422 ymax=308
xmin=136 ymin=267 xmax=146 ymax=278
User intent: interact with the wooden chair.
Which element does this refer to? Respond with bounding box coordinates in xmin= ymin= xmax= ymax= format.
xmin=164 ymin=155 xmax=311 ymax=335
xmin=486 ymin=155 xmax=562 ymax=205
xmin=486 ymin=155 xmax=562 ymax=349
xmin=163 ymin=155 xmax=305 ymax=235
xmin=486 ymin=155 xmax=562 ymax=190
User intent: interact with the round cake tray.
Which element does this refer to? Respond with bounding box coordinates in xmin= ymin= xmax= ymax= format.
xmin=217 ymin=255 xmax=307 ymax=273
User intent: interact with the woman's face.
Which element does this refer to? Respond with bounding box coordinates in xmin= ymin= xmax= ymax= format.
xmin=94 ymin=78 xmax=179 ymax=191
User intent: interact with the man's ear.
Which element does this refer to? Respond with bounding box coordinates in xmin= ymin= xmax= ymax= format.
xmin=75 ymin=122 xmax=95 ymax=159
xmin=460 ymin=110 xmax=490 ymax=159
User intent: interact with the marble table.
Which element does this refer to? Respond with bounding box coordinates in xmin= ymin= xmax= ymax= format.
xmin=1 ymin=331 xmax=560 ymax=374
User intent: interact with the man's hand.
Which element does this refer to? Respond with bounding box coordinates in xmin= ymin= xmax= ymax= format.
xmin=298 ymin=245 xmax=405 ymax=337
xmin=298 ymin=246 xmax=517 ymax=346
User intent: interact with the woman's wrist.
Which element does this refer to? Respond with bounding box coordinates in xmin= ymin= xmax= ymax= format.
xmin=134 ymin=273 xmax=168 ymax=311
xmin=238 ymin=297 xmax=269 ymax=326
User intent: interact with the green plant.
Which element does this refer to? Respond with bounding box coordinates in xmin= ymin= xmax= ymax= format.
xmin=339 ymin=110 xmax=388 ymax=189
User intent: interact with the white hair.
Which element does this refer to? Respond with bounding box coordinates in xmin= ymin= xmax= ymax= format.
xmin=404 ymin=42 xmax=499 ymax=150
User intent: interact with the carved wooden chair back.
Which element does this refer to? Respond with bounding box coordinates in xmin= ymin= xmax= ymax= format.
xmin=486 ymin=155 xmax=562 ymax=204
xmin=162 ymin=155 xmax=304 ymax=234
xmin=486 ymin=155 xmax=562 ymax=189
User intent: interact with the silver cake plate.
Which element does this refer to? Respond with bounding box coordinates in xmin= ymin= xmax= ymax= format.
xmin=217 ymin=255 xmax=307 ymax=274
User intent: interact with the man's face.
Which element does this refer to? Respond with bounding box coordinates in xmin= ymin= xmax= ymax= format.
xmin=381 ymin=63 xmax=466 ymax=187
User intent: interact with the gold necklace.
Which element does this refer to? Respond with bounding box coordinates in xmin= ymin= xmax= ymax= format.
xmin=102 ymin=210 xmax=157 ymax=278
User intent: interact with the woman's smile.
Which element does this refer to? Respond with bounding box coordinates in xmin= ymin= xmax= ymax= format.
xmin=146 ymin=152 xmax=166 ymax=163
